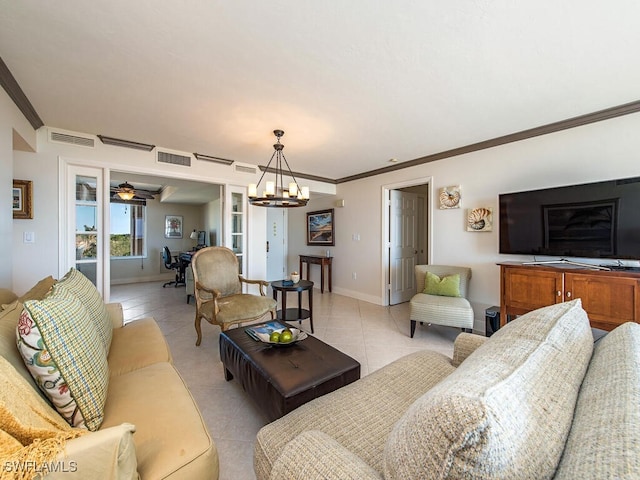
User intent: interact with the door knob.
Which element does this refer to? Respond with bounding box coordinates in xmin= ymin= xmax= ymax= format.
xmin=566 ymin=291 xmax=572 ymax=298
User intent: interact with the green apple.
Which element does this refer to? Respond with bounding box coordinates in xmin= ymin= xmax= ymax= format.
xmin=269 ymin=331 xmax=281 ymax=343
xmin=280 ymin=329 xmax=293 ymax=343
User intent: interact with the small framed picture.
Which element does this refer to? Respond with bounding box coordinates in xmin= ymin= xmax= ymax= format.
xmin=467 ymin=207 xmax=493 ymax=232
xmin=307 ymin=209 xmax=335 ymax=246
xmin=13 ymin=179 xmax=33 ymax=219
xmin=165 ymin=215 xmax=183 ymax=238
xmin=439 ymin=186 xmax=461 ymax=209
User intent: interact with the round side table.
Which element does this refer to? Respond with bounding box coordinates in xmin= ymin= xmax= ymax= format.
xmin=271 ymin=279 xmax=314 ymax=333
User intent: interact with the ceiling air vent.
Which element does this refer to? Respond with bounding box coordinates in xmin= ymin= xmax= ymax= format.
xmin=49 ymin=131 xmax=95 ymax=148
xmin=157 ymin=151 xmax=191 ymax=167
xmin=234 ymin=164 xmax=258 ymax=175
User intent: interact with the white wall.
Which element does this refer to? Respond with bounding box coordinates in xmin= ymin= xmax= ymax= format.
xmin=287 ymin=112 xmax=640 ymax=320
xmin=203 ymin=186 xmax=222 ymax=246
xmin=2 ymin=86 xmax=36 ymax=289
xmin=12 ymin=149 xmax=59 ymax=293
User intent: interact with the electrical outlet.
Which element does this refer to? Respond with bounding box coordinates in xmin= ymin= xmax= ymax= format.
xmin=352 ymin=272 xmax=357 ymax=280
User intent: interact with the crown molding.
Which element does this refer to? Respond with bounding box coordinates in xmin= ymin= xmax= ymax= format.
xmin=337 ymin=100 xmax=640 ymax=184
xmin=259 ymin=165 xmax=337 ymax=184
xmin=0 ymin=56 xmax=44 ymax=130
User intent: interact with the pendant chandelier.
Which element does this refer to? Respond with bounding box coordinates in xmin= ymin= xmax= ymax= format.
xmin=248 ymin=130 xmax=309 ymax=208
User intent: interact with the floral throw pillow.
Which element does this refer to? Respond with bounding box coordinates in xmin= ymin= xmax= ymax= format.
xmin=16 ymin=289 xmax=109 ymax=431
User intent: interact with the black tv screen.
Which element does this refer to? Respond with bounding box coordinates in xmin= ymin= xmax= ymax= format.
xmin=499 ymin=177 xmax=640 ymax=260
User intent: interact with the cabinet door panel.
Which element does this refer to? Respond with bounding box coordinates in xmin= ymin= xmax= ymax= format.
xmin=504 ymin=268 xmax=563 ymax=313
xmin=566 ymin=273 xmax=639 ymax=330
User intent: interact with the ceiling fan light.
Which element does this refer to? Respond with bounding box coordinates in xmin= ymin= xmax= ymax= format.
xmin=116 ymin=190 xmax=135 ymax=200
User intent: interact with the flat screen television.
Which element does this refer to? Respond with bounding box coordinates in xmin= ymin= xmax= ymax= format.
xmin=499 ymin=176 xmax=640 ymax=260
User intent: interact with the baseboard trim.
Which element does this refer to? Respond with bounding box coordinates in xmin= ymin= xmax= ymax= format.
xmin=330 ymin=286 xmax=383 ymax=305
xmin=110 ymin=274 xmax=173 ymax=285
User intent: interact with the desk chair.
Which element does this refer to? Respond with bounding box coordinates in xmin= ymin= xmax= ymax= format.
xmin=162 ymin=246 xmax=186 ymax=288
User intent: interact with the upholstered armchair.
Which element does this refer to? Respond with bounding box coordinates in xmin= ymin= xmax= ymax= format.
xmin=191 ymin=246 xmax=277 ymax=346
xmin=409 ymin=265 xmax=473 ymax=338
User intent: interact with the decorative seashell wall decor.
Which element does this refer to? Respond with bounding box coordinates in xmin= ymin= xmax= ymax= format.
xmin=467 ymin=207 xmax=493 ymax=232
xmin=439 ymin=186 xmax=461 ymax=209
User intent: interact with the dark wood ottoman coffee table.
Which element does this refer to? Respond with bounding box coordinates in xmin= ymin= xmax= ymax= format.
xmin=219 ymin=326 xmax=360 ymax=421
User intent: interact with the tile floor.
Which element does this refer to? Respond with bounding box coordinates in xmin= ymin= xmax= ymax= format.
xmin=110 ymin=281 xmax=483 ymax=480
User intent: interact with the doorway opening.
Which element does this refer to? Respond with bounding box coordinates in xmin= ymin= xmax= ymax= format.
xmin=108 ymin=171 xmax=224 ymax=289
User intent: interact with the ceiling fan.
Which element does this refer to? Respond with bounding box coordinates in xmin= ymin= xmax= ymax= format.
xmin=111 ymin=181 xmax=157 ymax=200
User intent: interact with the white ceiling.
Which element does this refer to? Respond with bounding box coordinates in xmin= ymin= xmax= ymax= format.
xmin=2 ymin=1 xmax=640 ymax=180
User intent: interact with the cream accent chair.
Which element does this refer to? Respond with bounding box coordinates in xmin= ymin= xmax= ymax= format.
xmin=191 ymin=246 xmax=277 ymax=346
xmin=410 ymin=264 xmax=473 ymax=337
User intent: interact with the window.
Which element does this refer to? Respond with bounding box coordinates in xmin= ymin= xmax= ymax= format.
xmin=110 ymin=202 xmax=146 ymax=257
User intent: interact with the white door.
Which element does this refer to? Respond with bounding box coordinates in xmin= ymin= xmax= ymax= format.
xmin=389 ymin=190 xmax=418 ymax=304
xmin=61 ymin=163 xmax=107 ymax=297
xmin=225 ymin=186 xmax=247 ymax=275
xmin=266 ymin=209 xmax=287 ymax=281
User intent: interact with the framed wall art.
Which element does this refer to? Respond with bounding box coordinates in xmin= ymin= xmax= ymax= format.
xmin=165 ymin=215 xmax=183 ymax=238
xmin=307 ymin=209 xmax=335 ymax=246
xmin=12 ymin=179 xmax=33 ymax=219
xmin=467 ymin=207 xmax=493 ymax=232
xmin=439 ymin=186 xmax=461 ymax=209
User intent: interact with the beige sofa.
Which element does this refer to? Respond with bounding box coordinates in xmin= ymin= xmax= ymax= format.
xmin=0 ymin=277 xmax=218 ymax=479
xmin=255 ymin=299 xmax=640 ymax=479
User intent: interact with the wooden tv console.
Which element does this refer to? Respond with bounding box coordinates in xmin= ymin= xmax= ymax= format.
xmin=499 ymin=262 xmax=640 ymax=331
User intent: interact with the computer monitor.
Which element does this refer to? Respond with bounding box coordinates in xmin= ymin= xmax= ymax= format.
xmin=196 ymin=231 xmax=206 ymax=248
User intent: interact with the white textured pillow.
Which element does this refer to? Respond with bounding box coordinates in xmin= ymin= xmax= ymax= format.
xmin=16 ymin=288 xmax=109 ymax=431
xmin=555 ymin=322 xmax=640 ymax=478
xmin=384 ymin=299 xmax=593 ymax=479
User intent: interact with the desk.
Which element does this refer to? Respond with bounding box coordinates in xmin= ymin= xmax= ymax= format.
xmin=179 ymin=251 xmax=194 ymax=264
xmin=271 ymin=280 xmax=314 ymax=333
xmin=299 ymin=255 xmax=332 ymax=293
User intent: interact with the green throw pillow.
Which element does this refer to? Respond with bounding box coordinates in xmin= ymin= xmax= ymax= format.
xmin=424 ymin=272 xmax=461 ymax=297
